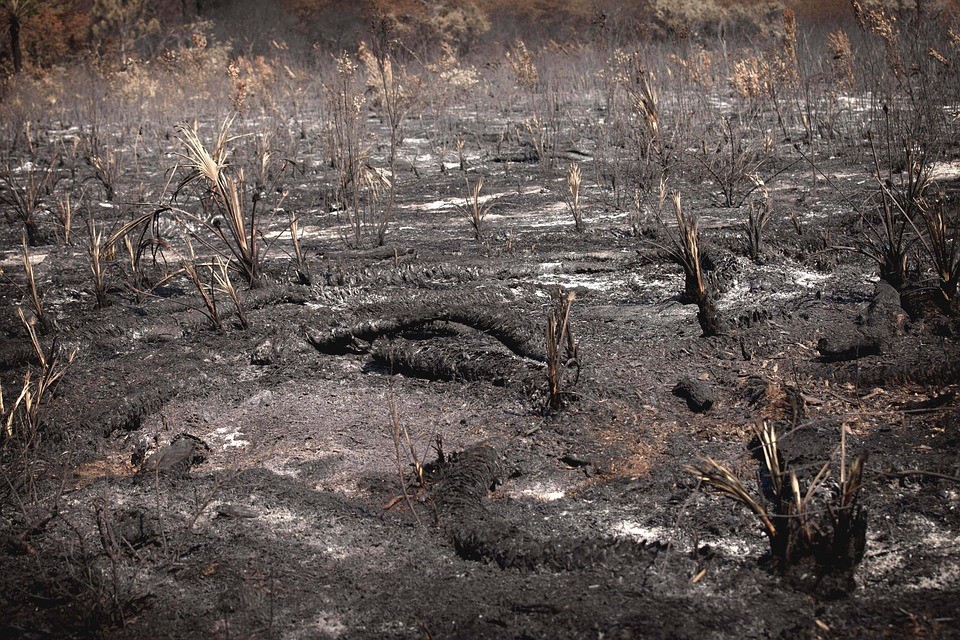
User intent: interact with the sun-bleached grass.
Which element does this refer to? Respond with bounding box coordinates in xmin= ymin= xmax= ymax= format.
xmin=174 ymin=117 xmax=288 ymax=288
xmin=456 ymin=177 xmax=496 ymax=241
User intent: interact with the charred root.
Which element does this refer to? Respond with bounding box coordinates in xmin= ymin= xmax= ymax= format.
xmin=371 ymin=335 xmax=541 ymax=390
xmin=307 ymin=298 xmax=545 ymax=362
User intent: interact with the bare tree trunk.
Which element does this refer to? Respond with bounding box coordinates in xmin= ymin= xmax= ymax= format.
xmin=10 ymin=12 xmax=23 ymax=73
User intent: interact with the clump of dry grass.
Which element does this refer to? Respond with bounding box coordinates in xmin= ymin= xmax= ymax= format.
xmin=213 ymin=257 xmax=248 ymax=329
xmin=730 ymin=51 xmax=795 ymax=102
xmin=86 ymin=217 xmax=110 ymax=309
xmin=667 ymin=191 xmax=706 ymax=303
xmin=226 ymin=60 xmax=248 ymax=114
xmin=506 ymin=39 xmax=538 ymax=90
xmin=289 ymin=213 xmax=311 ymax=285
xmin=828 ymin=30 xmax=855 ymax=89
xmin=865 ymin=8 xmax=903 ymax=79
xmin=183 ymin=257 xmax=249 ymax=331
xmin=657 ymin=192 xmax=724 ymax=337
xmin=183 ymin=261 xmax=222 ymax=331
xmin=87 ymin=148 xmax=122 ymax=202
xmin=689 ymin=421 xmax=868 ymax=578
xmin=779 ymin=8 xmax=798 ymax=84
xmin=175 ymin=117 xmax=284 ymax=288
xmin=455 ymin=139 xmax=467 ymax=172
xmin=693 ymin=116 xmax=776 ymax=209
xmin=4 ymin=308 xmax=76 ymax=442
xmin=325 ymin=50 xmax=393 ymax=247
xmin=632 ymin=68 xmax=660 ymax=150
xmin=566 ymin=163 xmax=584 ymax=232
xmin=0 ymin=157 xmax=59 ymax=246
xmin=843 ymin=135 xmax=927 ymax=291
xmin=521 ymin=113 xmax=553 ymax=164
xmin=745 ymin=187 xmax=773 ymax=263
xmin=425 ymin=42 xmax=479 ymax=98
xmin=914 ymin=202 xmax=960 ymax=309
xmin=54 ymin=194 xmax=73 ymax=246
xmin=456 ymin=177 xmax=496 ymax=241
xmin=20 ymin=238 xmax=49 ymax=333
xmin=668 ymin=46 xmax=716 ymax=88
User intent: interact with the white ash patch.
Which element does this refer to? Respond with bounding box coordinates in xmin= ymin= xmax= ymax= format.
xmin=403 ymin=190 xmax=513 ymax=213
xmin=243 ymin=499 xmax=360 ymax=562
xmin=0 ymin=251 xmax=46 ymax=268
xmin=503 ymin=482 xmax=566 ymax=502
xmin=930 ymin=159 xmax=960 ymax=182
xmin=613 ymin=519 xmax=765 ymax=557
xmin=719 ymin=259 xmax=832 ymax=312
xmin=213 ymin=426 xmax=250 ymax=449
xmin=835 ymin=93 xmax=874 ymax=112
xmin=254 ymin=504 xmax=308 ymax=532
xmin=859 ymin=515 xmax=960 ymax=590
xmin=790 ymin=266 xmax=830 ymax=288
xmin=534 ymin=271 xmax=626 ymax=293
xmin=297 ymin=222 xmax=342 ymax=242
xmin=500 ymin=201 xmax=572 ymax=229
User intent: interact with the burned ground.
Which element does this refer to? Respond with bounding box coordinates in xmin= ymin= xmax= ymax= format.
xmin=2 ymin=18 xmax=960 ymax=639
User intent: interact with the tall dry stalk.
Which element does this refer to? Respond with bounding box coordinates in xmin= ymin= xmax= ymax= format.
xmin=289 ymin=214 xmax=311 ymax=285
xmin=623 ymin=62 xmax=660 ymax=159
xmin=745 ymin=188 xmax=773 ymax=263
xmin=361 ymin=14 xmax=419 ymax=246
xmin=86 ymin=217 xmax=109 ymax=309
xmin=326 ymin=51 xmax=374 ymax=247
xmin=668 ymin=192 xmax=706 ymax=305
xmin=55 ymin=195 xmax=73 ymax=246
xmin=212 ymin=258 xmax=248 ymax=329
xmin=183 ymin=261 xmax=222 ymax=331
xmin=566 ymin=163 xmax=584 ymax=232
xmin=21 ymin=238 xmax=48 ymax=332
xmin=388 ymin=395 xmax=424 ymax=524
xmin=546 ymin=288 xmax=579 ymax=413
xmin=828 ymin=30 xmax=855 ymax=90
xmin=506 ymin=39 xmax=538 ymax=90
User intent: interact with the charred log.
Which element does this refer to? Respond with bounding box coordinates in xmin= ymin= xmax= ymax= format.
xmin=307 ymin=300 xmax=545 ymax=362
xmin=371 ymin=335 xmax=541 ymax=390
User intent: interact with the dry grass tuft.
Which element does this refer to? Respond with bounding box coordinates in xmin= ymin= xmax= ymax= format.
xmin=689 ymin=421 xmax=868 ymax=576
xmin=175 ymin=117 xmax=282 ymax=287
xmin=566 ymin=163 xmax=584 ymax=232
xmin=457 ymin=177 xmax=496 ymax=241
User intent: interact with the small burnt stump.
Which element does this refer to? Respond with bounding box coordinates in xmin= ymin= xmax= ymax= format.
xmin=673 ymin=377 xmax=714 ymax=412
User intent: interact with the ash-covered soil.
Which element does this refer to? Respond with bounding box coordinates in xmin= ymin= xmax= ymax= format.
xmin=2 ymin=109 xmax=960 ymax=640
